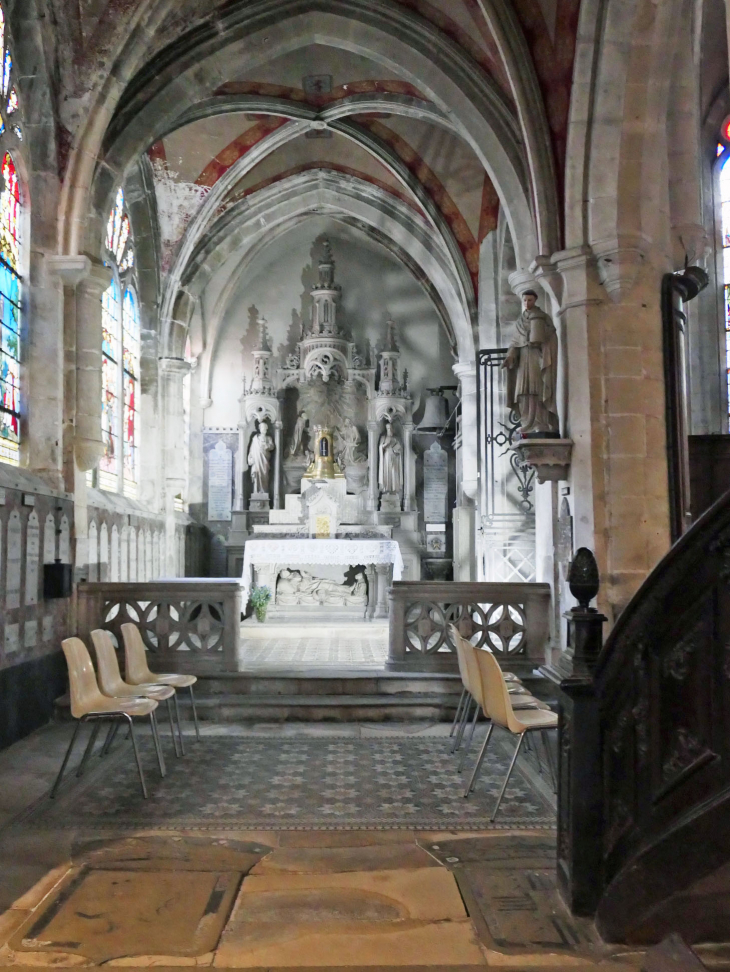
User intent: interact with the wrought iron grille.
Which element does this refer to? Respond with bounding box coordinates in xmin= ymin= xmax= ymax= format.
xmin=476 ymin=348 xmax=535 ymax=518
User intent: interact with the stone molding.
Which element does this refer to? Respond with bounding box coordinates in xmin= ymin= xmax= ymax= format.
xmin=512 ymin=438 xmax=573 ymax=484
xmin=46 ymin=255 xmax=92 ymax=287
xmin=591 ymin=234 xmax=651 ymax=303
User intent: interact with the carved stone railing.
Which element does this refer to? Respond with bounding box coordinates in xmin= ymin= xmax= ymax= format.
xmin=556 ymin=489 xmax=730 ymax=944
xmin=76 ymin=580 xmax=241 ymax=673
xmin=387 ymin=581 xmax=551 ymax=672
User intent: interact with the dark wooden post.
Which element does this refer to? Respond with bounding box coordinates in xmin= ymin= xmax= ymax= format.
xmin=555 ymin=548 xmax=607 ymax=916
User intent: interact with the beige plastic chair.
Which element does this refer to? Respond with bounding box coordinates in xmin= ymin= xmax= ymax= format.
xmin=121 ymin=622 xmax=200 ymax=750
xmin=450 ymin=626 xmax=546 ymax=770
xmin=91 ymin=628 xmax=182 ymax=764
xmin=464 ymin=642 xmax=558 ymax=818
xmin=51 ymin=637 xmax=159 ymax=799
xmin=449 ymin=633 xmax=522 ymax=742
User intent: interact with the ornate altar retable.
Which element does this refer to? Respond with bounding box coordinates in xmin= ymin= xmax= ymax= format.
xmin=241 ymin=537 xmax=404 ymax=620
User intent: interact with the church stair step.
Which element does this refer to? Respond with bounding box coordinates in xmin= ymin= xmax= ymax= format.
xmin=177 ymin=692 xmax=463 ymax=723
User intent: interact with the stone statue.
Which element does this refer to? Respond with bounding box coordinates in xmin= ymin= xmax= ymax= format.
xmin=288 ymin=409 xmax=309 ymax=457
xmin=378 ymin=419 xmax=402 ymax=495
xmin=276 ymin=568 xmax=367 ymax=606
xmin=336 ymin=417 xmax=365 ymax=467
xmin=502 ymin=290 xmax=559 ymax=435
xmin=247 ymin=419 xmax=274 ymax=493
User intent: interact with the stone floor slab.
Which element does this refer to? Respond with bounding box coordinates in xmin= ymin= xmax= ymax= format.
xmin=8 ymin=868 xmax=240 ymax=963
xmin=231 ymin=868 xmax=466 ymax=922
xmin=71 ymin=835 xmax=272 ymax=872
xmin=213 ymin=919 xmax=486 ymax=967
xmin=252 ymin=844 xmax=437 ymax=875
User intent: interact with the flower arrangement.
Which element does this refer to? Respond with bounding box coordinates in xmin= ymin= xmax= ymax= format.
xmin=250 ymin=585 xmax=272 ymax=623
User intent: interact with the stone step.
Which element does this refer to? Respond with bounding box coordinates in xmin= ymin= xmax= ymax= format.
xmin=197 ymin=671 xmax=461 ymax=697
xmin=178 ymin=692 xmax=463 ymax=723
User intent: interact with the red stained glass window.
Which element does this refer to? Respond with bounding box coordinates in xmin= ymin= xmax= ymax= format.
xmin=0 ymin=150 xmax=20 ymax=465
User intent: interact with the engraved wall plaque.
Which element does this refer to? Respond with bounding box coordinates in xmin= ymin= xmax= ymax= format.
xmin=43 ymin=513 xmax=56 ymax=564
xmin=111 ymin=524 xmax=119 ymax=581
xmin=24 ymin=620 xmax=37 ymax=648
xmin=208 ymin=440 xmax=233 ymax=521
xmin=6 ymin=510 xmax=21 ymax=610
xmin=99 ymin=522 xmax=109 ymax=581
xmin=25 ymin=511 xmax=39 ymax=606
xmin=88 ymin=520 xmax=98 ymax=581
xmin=59 ymin=514 xmax=70 ymax=563
xmin=5 ymin=622 xmax=19 ymax=654
xmin=423 ymin=441 xmax=449 ymax=523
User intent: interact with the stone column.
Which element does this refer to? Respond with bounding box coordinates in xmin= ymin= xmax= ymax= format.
xmin=159 ymin=357 xmax=191 ymax=576
xmin=453 ymin=362 xmax=477 ymax=502
xmin=233 ymin=423 xmax=246 ymax=512
xmin=374 ymin=563 xmax=390 ymax=618
xmin=75 ymin=262 xmax=112 ymax=473
xmin=273 ymin=419 xmax=283 ymax=509
xmin=367 ymin=420 xmax=379 ymax=512
xmin=402 ymin=420 xmax=415 ymax=512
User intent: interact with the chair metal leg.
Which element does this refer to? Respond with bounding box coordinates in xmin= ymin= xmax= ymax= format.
xmin=450 ymin=688 xmax=467 ymax=737
xmin=541 ymin=729 xmax=557 ymax=792
xmin=149 ymin=711 xmax=166 ymax=777
xmin=463 ymin=723 xmax=493 ymax=798
xmin=50 ymin=720 xmax=82 ymax=798
xmin=173 ymin=691 xmax=185 ymax=756
xmin=491 ymin=733 xmax=525 ymax=821
xmin=451 ymin=695 xmax=472 ymax=753
xmin=76 ymin=721 xmax=102 ymax=777
xmin=100 ymin=720 xmax=120 ymax=757
xmin=166 ymin=698 xmax=181 ymax=757
xmin=189 ymin=685 xmax=200 ymax=742
xmin=126 ymin=715 xmax=148 ymax=799
xmin=457 ymin=704 xmax=481 ymax=773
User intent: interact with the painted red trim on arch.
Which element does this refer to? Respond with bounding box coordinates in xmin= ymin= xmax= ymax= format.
xmin=212 ymin=79 xmax=431 ymax=106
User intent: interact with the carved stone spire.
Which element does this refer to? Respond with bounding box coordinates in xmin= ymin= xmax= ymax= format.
xmin=311 ymin=239 xmax=341 ymax=337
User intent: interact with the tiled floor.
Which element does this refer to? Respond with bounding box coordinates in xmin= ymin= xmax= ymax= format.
xmin=0 ymin=722 xmax=642 ymax=971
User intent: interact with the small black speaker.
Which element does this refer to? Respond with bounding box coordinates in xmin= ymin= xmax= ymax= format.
xmin=43 ymin=562 xmax=72 ymax=599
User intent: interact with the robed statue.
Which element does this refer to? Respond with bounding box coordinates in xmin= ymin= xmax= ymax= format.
xmin=288 ymin=409 xmax=308 ymax=457
xmin=248 ymin=419 xmax=274 ymax=493
xmin=378 ymin=419 xmax=402 ymax=495
xmin=502 ymin=290 xmax=559 ymax=435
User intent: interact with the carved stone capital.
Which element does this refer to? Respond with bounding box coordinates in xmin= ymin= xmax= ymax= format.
xmin=591 ymin=234 xmax=650 ymax=303
xmin=507 ymin=268 xmax=537 ymax=296
xmin=512 ymin=438 xmax=573 ymax=484
xmin=46 ymin=255 xmax=92 ymax=287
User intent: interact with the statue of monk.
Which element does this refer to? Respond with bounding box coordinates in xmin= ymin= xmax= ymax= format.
xmin=502 ymin=290 xmax=559 ymax=435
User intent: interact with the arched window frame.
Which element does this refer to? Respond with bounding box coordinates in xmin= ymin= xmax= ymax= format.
xmin=96 ymin=188 xmax=139 ymax=496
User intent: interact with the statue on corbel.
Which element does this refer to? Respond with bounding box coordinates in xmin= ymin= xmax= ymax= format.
xmin=378 ymin=418 xmax=403 ymax=512
xmin=502 ymin=290 xmax=559 ymax=437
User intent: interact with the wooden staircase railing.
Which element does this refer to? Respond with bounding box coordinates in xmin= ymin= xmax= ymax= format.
xmin=558 ymin=488 xmax=730 ymax=944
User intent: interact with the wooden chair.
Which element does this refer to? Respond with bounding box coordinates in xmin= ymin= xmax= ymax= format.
xmin=121 ymin=622 xmax=201 ymax=750
xmin=464 ymin=641 xmax=558 ymax=818
xmin=91 ymin=628 xmax=182 ymax=763
xmin=51 ymin=638 xmax=160 ymax=799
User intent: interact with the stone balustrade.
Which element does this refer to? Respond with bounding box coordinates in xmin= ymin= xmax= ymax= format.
xmin=387 ymin=581 xmax=551 ymax=673
xmin=76 ymin=579 xmax=241 ymax=673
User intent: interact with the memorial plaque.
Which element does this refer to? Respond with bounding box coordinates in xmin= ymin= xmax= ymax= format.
xmin=6 ymin=510 xmax=21 ymax=609
xmin=42 ymin=615 xmax=53 ymax=643
xmin=5 ymin=622 xmax=19 ymax=654
xmin=25 ymin=511 xmax=39 ymax=605
xmin=24 ymin=620 xmax=37 ymax=648
xmin=43 ymin=513 xmax=56 ymax=563
xmin=424 ymin=441 xmax=448 ymax=523
xmin=208 ymin=440 xmax=233 ymax=521
xmin=59 ymin=515 xmax=71 ymax=563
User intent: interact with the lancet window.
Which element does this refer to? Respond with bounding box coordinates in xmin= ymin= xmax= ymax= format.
xmin=98 ymin=188 xmax=139 ymax=496
xmin=0 ymin=3 xmax=24 ymax=467
xmin=0 ymin=149 xmax=20 ymax=465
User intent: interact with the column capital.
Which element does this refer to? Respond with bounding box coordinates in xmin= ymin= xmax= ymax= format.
xmin=46 ymin=255 xmax=93 ymax=287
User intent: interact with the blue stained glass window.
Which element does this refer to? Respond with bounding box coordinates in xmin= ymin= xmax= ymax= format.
xmin=0 ymin=150 xmax=20 ymax=465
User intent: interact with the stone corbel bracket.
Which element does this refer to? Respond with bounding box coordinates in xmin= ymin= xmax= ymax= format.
xmin=591 ymin=234 xmax=650 ymax=303
xmin=512 ymin=438 xmax=574 ymax=484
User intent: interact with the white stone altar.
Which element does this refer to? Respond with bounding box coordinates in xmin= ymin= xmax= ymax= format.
xmin=241 ymin=537 xmax=404 ymax=620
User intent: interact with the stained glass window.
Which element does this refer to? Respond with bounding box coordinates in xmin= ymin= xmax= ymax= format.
xmin=0 ymin=9 xmax=21 ymax=143
xmin=122 ymin=288 xmax=139 ymax=496
xmin=0 ymin=150 xmax=20 ymax=465
xmin=99 ymin=277 xmax=121 ymax=490
xmin=6 ymin=87 xmax=16 ymax=114
xmin=97 ymin=188 xmax=138 ymax=493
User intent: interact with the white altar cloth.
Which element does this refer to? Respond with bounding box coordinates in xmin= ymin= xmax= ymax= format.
xmin=241 ymin=538 xmax=404 ymax=604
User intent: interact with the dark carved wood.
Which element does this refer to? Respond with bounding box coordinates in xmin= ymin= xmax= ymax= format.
xmin=590 ymin=488 xmax=730 ymax=943
xmin=688 ymin=435 xmax=730 ymax=521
